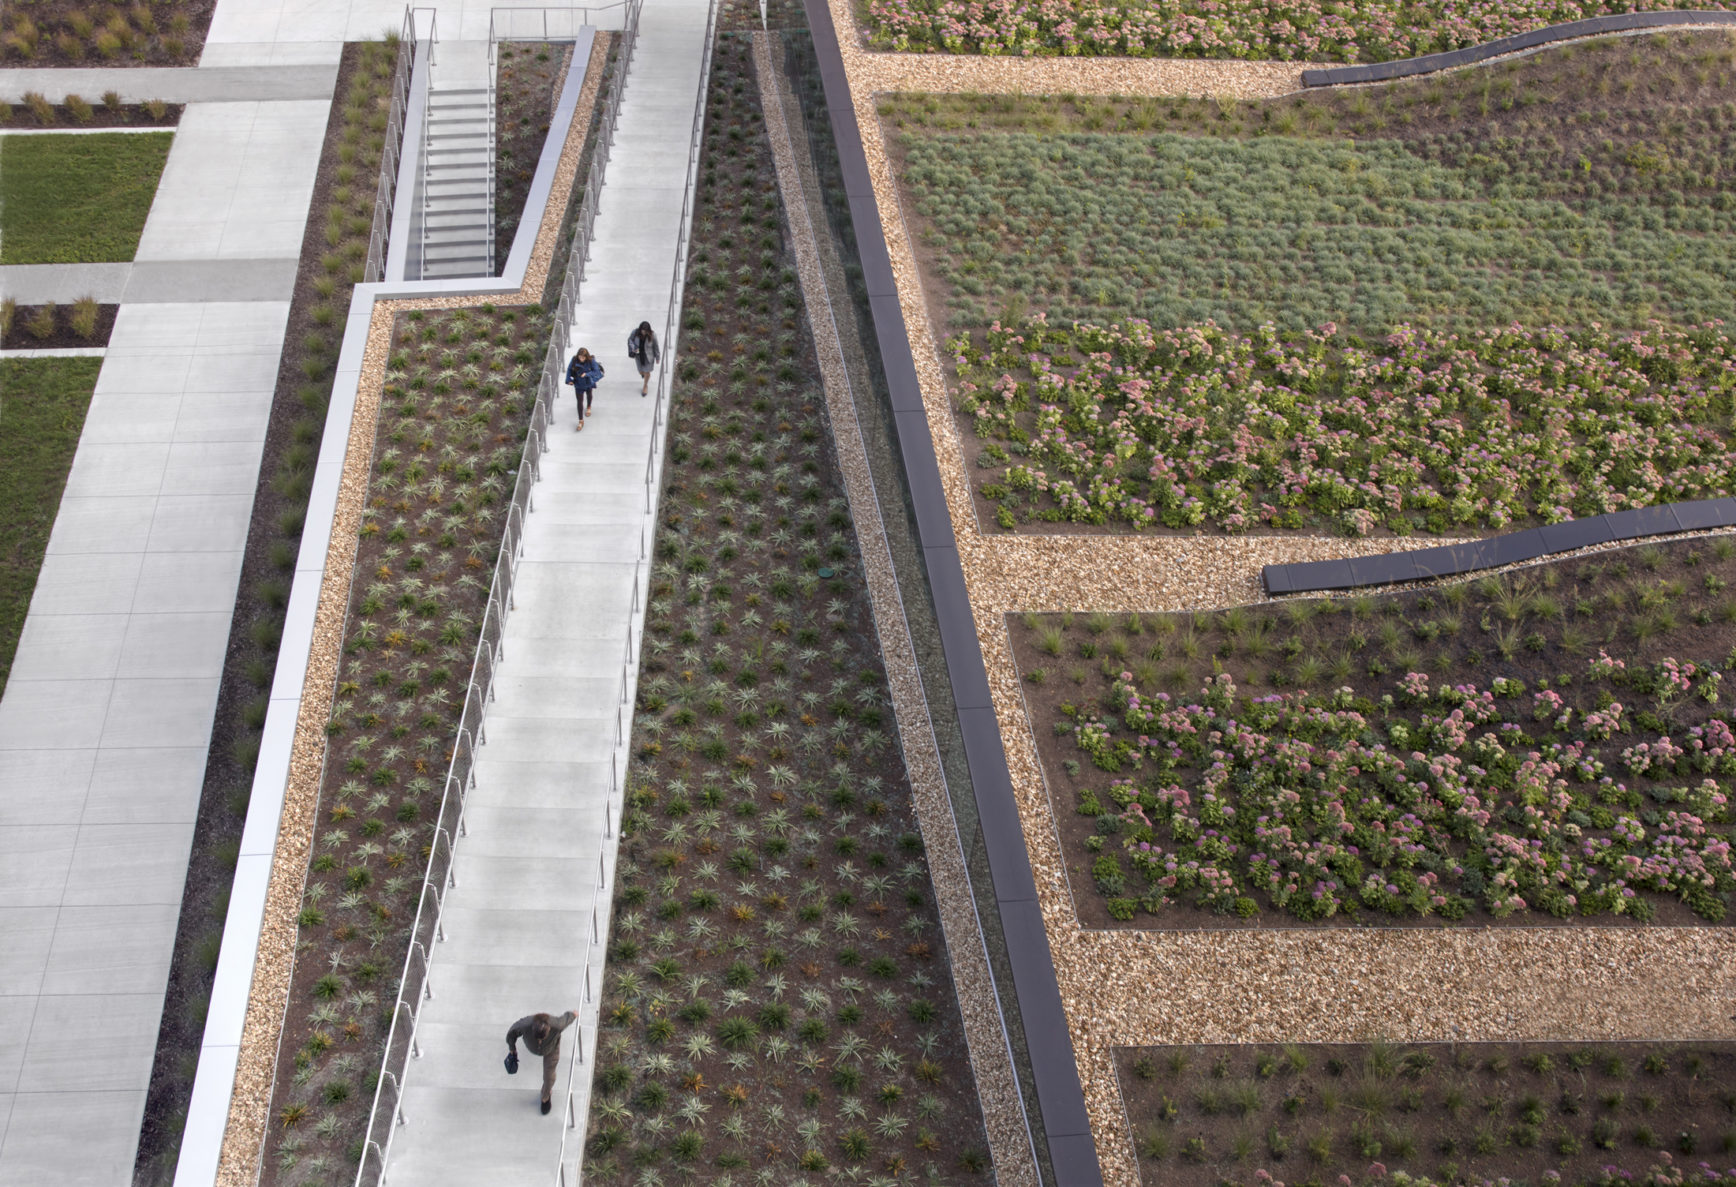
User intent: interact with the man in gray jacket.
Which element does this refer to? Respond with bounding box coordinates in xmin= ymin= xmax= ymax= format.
xmin=505 ymin=1009 xmax=578 ymax=1114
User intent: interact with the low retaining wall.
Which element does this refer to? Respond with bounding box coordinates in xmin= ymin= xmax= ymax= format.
xmin=1262 ymin=498 xmax=1736 ymax=595
xmin=1302 ymin=8 xmax=1736 ymax=86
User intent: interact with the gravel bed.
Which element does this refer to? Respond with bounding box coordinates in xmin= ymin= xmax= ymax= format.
xmin=211 ymin=38 xmax=610 ymax=1183
xmin=822 ymin=4 xmax=1736 ymax=1183
xmin=753 ymin=33 xmax=1040 ymax=1186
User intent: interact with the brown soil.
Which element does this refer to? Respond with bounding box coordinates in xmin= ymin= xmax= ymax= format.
xmin=581 ymin=32 xmax=993 ymax=1184
xmin=0 ymin=0 xmax=215 ymax=67
xmin=1007 ymin=536 xmax=1736 ymax=931
xmin=131 ymin=42 xmax=400 ymax=1186
xmin=0 ymin=100 xmax=182 ymax=128
xmin=1 ymin=302 xmax=117 ymax=349
xmin=494 ymin=40 xmax=569 ymax=268
xmin=718 ymin=0 xmax=811 ymax=30
xmin=1115 ymin=1040 xmax=1736 ymax=1187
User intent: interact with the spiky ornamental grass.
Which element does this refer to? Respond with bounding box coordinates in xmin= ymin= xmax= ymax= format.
xmin=261 ymin=305 xmax=544 ymax=1183
xmin=584 ymin=33 xmax=991 ymax=1185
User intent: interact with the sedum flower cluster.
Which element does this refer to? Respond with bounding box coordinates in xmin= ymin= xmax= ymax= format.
xmin=958 ymin=317 xmax=1736 ymax=535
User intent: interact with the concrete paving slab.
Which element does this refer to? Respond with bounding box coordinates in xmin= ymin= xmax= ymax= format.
xmin=0 ymin=750 xmax=97 ymax=827
xmin=62 ymin=822 xmax=197 ymax=906
xmin=60 ymin=443 xmax=171 ymax=500
xmin=73 ymin=394 xmax=182 ymax=446
xmin=6 ymin=615 xmax=129 ymax=684
xmin=97 ymin=678 xmax=219 ymax=750
xmin=0 ymin=827 xmax=78 ymax=910
xmin=145 ymin=494 xmax=255 ymax=553
xmin=123 ymin=258 xmax=300 ymax=303
xmin=0 ymin=263 xmax=132 ymax=305
xmin=0 ymin=64 xmax=338 ymax=104
xmin=38 ymin=904 xmax=178 ymax=995
xmin=23 ymin=553 xmax=144 ymax=617
xmin=0 ymin=910 xmax=58 ymax=995
xmin=161 ymin=439 xmax=269 ymax=495
xmin=115 ymin=611 xmax=234 ymax=680
xmin=18 ymin=994 xmax=164 ymax=1091
xmin=44 ymin=498 xmax=158 ymax=556
xmin=78 ymin=747 xmax=208 ymax=825
xmin=0 ymin=682 xmax=114 ymax=751
xmin=0 ymin=1089 xmax=146 ymax=1187
xmin=130 ymin=551 xmax=245 ymax=613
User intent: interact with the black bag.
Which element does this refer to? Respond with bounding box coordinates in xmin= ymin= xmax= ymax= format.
xmin=505 ymin=1050 xmax=519 ymax=1075
xmin=627 ymin=332 xmax=637 ymax=360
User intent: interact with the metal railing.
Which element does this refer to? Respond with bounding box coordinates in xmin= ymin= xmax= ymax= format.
xmin=489 ymin=2 xmax=637 ymax=42
xmin=364 ymin=9 xmax=420 ymax=284
xmin=551 ymin=1 xmax=718 ymax=1182
xmin=352 ymin=8 xmax=641 ymax=1184
xmin=415 ymin=7 xmax=438 ymax=280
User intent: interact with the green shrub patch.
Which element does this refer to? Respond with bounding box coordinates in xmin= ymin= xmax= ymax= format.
xmin=1011 ymin=537 xmax=1736 ymax=927
xmin=0 ymin=131 xmax=171 ymax=263
xmin=1118 ymin=1041 xmax=1736 ymax=1187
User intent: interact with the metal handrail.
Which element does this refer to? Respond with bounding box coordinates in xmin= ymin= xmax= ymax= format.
xmin=365 ymin=9 xmax=418 ymax=284
xmin=351 ymin=318 xmax=552 ymax=1187
xmin=489 ymin=2 xmax=636 ymax=43
xmin=415 ymin=8 xmax=437 ymax=286
xmin=552 ymin=0 xmax=716 ymax=1180
xmin=352 ymin=8 xmax=640 ymax=1183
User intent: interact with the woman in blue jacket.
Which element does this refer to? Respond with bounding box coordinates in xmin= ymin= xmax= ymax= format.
xmin=565 ymin=347 xmax=604 ymax=430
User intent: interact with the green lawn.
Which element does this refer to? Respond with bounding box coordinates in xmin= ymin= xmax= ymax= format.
xmin=0 ymin=358 xmax=100 ymax=694
xmin=0 ymin=132 xmax=172 ymax=264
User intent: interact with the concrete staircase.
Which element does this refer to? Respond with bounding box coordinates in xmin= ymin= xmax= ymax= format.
xmin=422 ymin=42 xmax=494 ymax=278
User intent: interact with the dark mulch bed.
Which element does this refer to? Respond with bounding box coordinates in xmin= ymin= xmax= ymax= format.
xmin=1116 ymin=1040 xmax=1736 ymax=1187
xmin=0 ymin=99 xmax=182 ymax=127
xmin=581 ymin=32 xmax=994 ymax=1184
xmin=494 ymin=40 xmax=568 ymax=267
xmin=0 ymin=0 xmax=214 ymax=66
xmin=1010 ymin=536 xmax=1736 ymax=931
xmin=131 ymin=41 xmax=402 ymax=1186
xmin=1 ymin=302 xmax=116 ymax=349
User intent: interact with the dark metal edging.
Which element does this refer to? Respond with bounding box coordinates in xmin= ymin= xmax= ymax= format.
xmin=1263 ymin=497 xmax=1736 ymax=595
xmin=1301 ymin=9 xmax=1736 ymax=86
xmin=795 ymin=4 xmax=1105 ymax=1182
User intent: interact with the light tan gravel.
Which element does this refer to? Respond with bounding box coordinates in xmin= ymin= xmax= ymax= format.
xmin=823 ymin=9 xmax=1736 ymax=1185
xmin=212 ymin=36 xmax=610 ymax=1184
xmin=754 ymin=34 xmax=1040 ymax=1187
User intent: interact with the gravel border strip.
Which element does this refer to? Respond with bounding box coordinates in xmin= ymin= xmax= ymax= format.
xmin=753 ymin=33 xmax=1041 ymax=1186
xmin=211 ymin=36 xmax=610 ymax=1184
xmin=823 ymin=3 xmax=1736 ymax=1181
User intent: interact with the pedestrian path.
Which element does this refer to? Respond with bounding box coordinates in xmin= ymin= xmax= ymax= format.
xmin=376 ymin=0 xmax=710 ymax=1181
xmin=0 ymin=77 xmax=330 ymax=1187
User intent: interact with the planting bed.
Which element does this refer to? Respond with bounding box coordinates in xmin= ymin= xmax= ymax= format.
xmin=0 ymin=357 xmax=99 ymax=696
xmin=881 ymin=35 xmax=1736 ymax=536
xmin=582 ymin=32 xmax=994 ymax=1184
xmin=0 ymin=93 xmax=180 ymax=126
xmin=259 ymin=303 xmax=546 ymax=1184
xmin=494 ymin=40 xmax=567 ymax=267
xmin=1008 ymin=536 xmax=1736 ymax=928
xmin=861 ymin=0 xmax=1731 ymax=62
xmin=0 ymin=130 xmax=172 ymax=263
xmin=131 ymin=40 xmax=404 ymax=1185
xmin=1115 ymin=1040 xmax=1736 ymax=1187
xmin=0 ymin=0 xmax=214 ymax=65
xmin=0 ymin=299 xmax=117 ymax=349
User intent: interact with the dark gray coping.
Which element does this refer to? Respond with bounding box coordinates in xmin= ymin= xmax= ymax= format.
xmin=799 ymin=1 xmax=1105 ymax=1181
xmin=1300 ymin=9 xmax=1736 ymax=86
xmin=1262 ymin=498 xmax=1736 ymax=595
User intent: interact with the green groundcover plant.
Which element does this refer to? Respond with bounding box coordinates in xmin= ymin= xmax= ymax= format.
xmin=0 ymin=131 xmax=171 ymax=263
xmin=0 ymin=358 xmax=99 ymax=694
xmin=902 ymin=131 xmax=1736 ymax=337
xmin=955 ymin=317 xmax=1736 ymax=535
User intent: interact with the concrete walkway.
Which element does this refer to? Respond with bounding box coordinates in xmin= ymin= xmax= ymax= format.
xmin=0 ymin=63 xmax=336 ymax=103
xmin=377 ymin=3 xmax=709 ymax=1183
xmin=0 ymin=79 xmax=330 ymax=1187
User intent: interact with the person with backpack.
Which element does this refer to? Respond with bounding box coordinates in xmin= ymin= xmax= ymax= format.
xmin=627 ymin=321 xmax=660 ymax=396
xmin=565 ymin=346 xmax=603 ymax=430
xmin=504 ymin=1008 xmax=578 ymax=1114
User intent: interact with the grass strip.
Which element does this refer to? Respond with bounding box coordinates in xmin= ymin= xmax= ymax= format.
xmin=0 ymin=131 xmax=172 ymax=263
xmin=0 ymin=357 xmax=99 ymax=694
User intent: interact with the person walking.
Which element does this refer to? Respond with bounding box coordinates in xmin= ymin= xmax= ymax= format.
xmin=565 ymin=347 xmax=603 ymax=430
xmin=504 ymin=1008 xmax=578 ymax=1114
xmin=627 ymin=320 xmax=660 ymax=396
